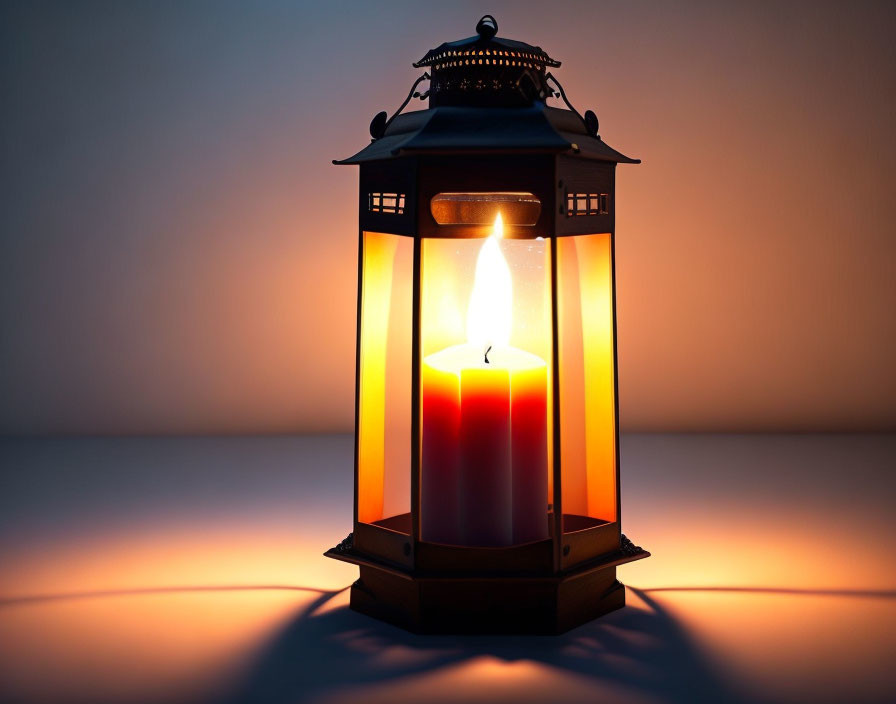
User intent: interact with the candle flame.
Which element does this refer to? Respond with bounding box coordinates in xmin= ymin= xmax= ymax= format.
xmin=466 ymin=213 xmax=512 ymax=352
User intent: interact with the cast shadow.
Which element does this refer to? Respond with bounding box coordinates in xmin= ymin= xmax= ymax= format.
xmin=6 ymin=582 xmax=889 ymax=703
xmin=224 ymin=585 xmax=747 ymax=704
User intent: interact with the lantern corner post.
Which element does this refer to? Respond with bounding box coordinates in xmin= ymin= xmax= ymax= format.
xmin=549 ymin=233 xmax=564 ymax=574
xmin=410 ymin=233 xmax=423 ymax=555
xmin=352 ymin=228 xmax=364 ymax=536
xmin=610 ymin=213 xmax=623 ymax=540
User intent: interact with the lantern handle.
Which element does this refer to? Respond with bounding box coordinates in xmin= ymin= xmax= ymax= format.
xmin=544 ymin=72 xmax=599 ymax=138
xmin=370 ymin=72 xmax=431 ymax=140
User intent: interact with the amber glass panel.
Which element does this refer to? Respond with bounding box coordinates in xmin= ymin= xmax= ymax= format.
xmin=419 ymin=234 xmax=552 ymax=546
xmin=557 ymin=233 xmax=617 ymax=528
xmin=356 ymin=231 xmax=411 ymax=528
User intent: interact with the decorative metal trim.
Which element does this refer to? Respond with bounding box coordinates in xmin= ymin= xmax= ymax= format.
xmin=545 ymin=72 xmax=585 ymax=127
xmin=414 ymin=37 xmax=560 ymax=70
xmin=566 ymin=192 xmax=610 ymax=217
xmin=620 ymin=534 xmax=646 ymax=557
xmin=424 ymin=53 xmax=557 ymax=71
xmin=330 ymin=533 xmax=354 ymax=555
xmin=372 ymin=73 xmax=430 ymax=139
xmin=427 ymin=65 xmax=548 ymax=106
xmin=368 ymin=192 xmax=406 ymax=215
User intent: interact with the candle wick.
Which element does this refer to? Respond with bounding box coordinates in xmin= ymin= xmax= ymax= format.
xmin=484 ymin=345 xmax=492 ymax=364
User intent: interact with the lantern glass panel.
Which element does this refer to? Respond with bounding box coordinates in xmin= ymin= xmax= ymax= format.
xmin=419 ymin=235 xmax=553 ymax=546
xmin=557 ymin=233 xmax=618 ymax=530
xmin=356 ymin=231 xmax=412 ymax=531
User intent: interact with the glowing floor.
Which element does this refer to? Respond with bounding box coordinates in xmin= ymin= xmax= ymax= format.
xmin=0 ymin=434 xmax=893 ymax=703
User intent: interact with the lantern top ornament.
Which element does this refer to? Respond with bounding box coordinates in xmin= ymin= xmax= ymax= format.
xmin=413 ymin=14 xmax=560 ymax=108
xmin=335 ymin=16 xmax=639 ymax=166
xmin=413 ymin=15 xmax=560 ymax=70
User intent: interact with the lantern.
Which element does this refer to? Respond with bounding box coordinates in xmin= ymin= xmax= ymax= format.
xmin=325 ymin=15 xmax=648 ymax=634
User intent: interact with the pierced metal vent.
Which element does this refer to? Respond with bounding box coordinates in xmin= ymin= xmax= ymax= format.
xmin=566 ymin=193 xmax=609 ymax=217
xmin=369 ymin=192 xmax=406 ymax=215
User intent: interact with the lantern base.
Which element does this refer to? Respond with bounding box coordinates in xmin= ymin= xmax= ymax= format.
xmin=347 ymin=563 xmax=626 ymax=635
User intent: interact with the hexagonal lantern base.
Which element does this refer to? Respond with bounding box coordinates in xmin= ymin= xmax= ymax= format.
xmin=326 ymin=537 xmax=649 ymax=635
xmin=352 ymin=564 xmax=624 ymax=634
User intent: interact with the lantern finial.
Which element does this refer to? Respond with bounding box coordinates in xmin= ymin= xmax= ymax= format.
xmin=476 ymin=14 xmax=498 ymax=40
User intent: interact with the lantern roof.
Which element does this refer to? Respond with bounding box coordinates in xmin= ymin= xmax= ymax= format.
xmin=334 ymin=15 xmax=639 ymax=166
xmin=334 ymin=103 xmax=640 ymax=165
xmin=412 ymin=16 xmax=561 ymax=71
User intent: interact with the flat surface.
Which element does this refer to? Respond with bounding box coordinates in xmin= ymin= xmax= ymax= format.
xmin=0 ymin=433 xmax=894 ymax=703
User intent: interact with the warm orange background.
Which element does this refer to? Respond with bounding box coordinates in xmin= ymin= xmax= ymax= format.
xmin=1 ymin=1 xmax=893 ymax=434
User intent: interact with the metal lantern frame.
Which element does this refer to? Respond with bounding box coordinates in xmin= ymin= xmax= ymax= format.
xmin=326 ymin=16 xmax=648 ymax=634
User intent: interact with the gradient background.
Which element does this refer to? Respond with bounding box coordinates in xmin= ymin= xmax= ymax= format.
xmin=3 ymin=0 xmax=894 ymax=436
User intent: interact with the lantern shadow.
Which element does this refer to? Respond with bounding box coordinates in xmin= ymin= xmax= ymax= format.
xmin=225 ymin=586 xmax=746 ymax=704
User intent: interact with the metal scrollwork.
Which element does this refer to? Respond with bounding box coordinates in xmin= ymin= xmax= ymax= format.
xmin=620 ymin=534 xmax=645 ymax=557
xmin=331 ymin=532 xmax=354 ymax=555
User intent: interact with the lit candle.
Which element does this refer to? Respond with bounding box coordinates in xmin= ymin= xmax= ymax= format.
xmin=421 ymin=215 xmax=549 ymax=546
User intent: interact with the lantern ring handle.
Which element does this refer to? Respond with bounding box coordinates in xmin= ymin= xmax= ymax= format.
xmin=544 ymin=72 xmax=593 ymax=137
xmin=371 ymin=72 xmax=430 ymax=140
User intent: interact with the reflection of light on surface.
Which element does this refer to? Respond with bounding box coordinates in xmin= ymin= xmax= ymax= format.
xmin=0 ymin=590 xmax=319 ymax=704
xmin=0 ymin=435 xmax=893 ymax=703
xmin=0 ymin=513 xmax=355 ymax=702
xmin=644 ymin=590 xmax=896 ymax=704
xmin=623 ymin=513 xmax=896 ymax=592
xmin=0 ymin=522 xmax=355 ymax=599
xmin=312 ymin=656 xmax=661 ymax=704
xmin=0 ymin=436 xmax=358 ymax=600
xmin=620 ymin=434 xmax=896 ymax=593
